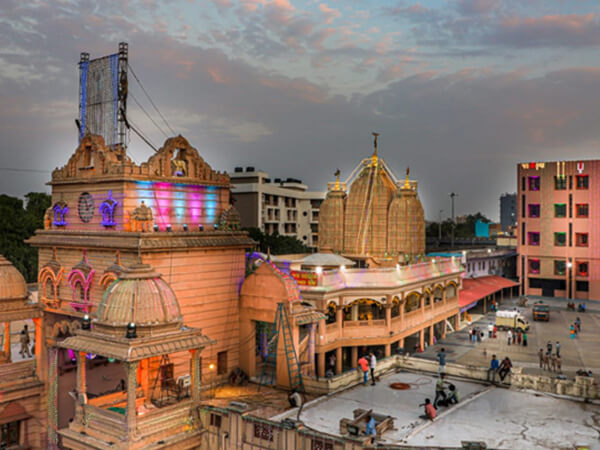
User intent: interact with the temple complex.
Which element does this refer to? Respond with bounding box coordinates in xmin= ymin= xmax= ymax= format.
xmin=318 ymin=134 xmax=425 ymax=263
xmin=26 ymin=133 xmax=253 ymax=446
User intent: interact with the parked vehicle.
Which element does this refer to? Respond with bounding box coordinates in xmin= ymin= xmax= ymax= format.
xmin=495 ymin=310 xmax=529 ymax=331
xmin=532 ymin=302 xmax=550 ymax=321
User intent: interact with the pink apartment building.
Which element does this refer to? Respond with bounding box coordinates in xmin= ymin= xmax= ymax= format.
xmin=518 ymin=160 xmax=600 ymax=300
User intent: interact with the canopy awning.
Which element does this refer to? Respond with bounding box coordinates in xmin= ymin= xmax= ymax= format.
xmin=58 ymin=328 xmax=215 ymax=362
xmin=460 ymin=276 xmax=519 ymax=311
xmin=293 ymin=310 xmax=326 ymax=325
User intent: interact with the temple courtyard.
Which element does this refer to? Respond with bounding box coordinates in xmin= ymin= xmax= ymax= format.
xmin=418 ymin=295 xmax=600 ymax=378
xmin=276 ymin=371 xmax=600 ymax=449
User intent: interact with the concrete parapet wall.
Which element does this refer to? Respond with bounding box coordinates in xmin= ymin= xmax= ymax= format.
xmin=303 ymin=356 xmax=397 ymax=394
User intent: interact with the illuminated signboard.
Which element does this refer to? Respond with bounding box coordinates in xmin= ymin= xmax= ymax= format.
xmin=290 ymin=270 xmax=318 ymax=286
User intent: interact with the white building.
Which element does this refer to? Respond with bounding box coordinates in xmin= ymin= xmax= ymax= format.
xmin=229 ymin=167 xmax=325 ymax=248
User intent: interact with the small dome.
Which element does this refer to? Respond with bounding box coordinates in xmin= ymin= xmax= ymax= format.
xmin=0 ymin=255 xmax=27 ymax=300
xmin=94 ymin=263 xmax=182 ymax=337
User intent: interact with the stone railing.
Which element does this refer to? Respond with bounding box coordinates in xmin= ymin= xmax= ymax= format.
xmin=342 ymin=319 xmax=385 ymax=327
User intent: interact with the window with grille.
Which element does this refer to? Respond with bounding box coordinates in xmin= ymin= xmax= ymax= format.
xmin=576 ymin=233 xmax=589 ymax=247
xmin=554 ymin=232 xmax=566 ymax=246
xmin=577 ymin=262 xmax=589 ymax=277
xmin=528 ymin=232 xmax=540 ymax=246
xmin=311 ymin=438 xmax=334 ymax=450
xmin=528 ymin=176 xmax=540 ymax=191
xmin=554 ymin=260 xmax=566 ymax=276
xmin=1 ymin=421 xmax=20 ymax=447
xmin=529 ymin=259 xmax=540 ymax=274
xmin=576 ymin=175 xmax=589 ymax=189
xmin=528 ymin=204 xmax=540 ymax=218
xmin=554 ymin=176 xmax=567 ymax=190
xmin=210 ymin=413 xmax=222 ymax=428
xmin=576 ymin=204 xmax=589 ymax=218
xmin=253 ymin=423 xmax=274 ymax=441
xmin=554 ymin=204 xmax=566 ymax=218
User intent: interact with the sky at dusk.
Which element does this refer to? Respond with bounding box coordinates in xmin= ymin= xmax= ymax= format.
xmin=2 ymin=0 xmax=600 ymax=221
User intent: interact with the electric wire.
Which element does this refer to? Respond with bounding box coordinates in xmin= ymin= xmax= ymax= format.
xmin=128 ymin=64 xmax=176 ymax=136
xmin=126 ymin=115 xmax=159 ymax=153
xmin=0 ymin=167 xmax=50 ymax=174
xmin=130 ymin=92 xmax=169 ymax=139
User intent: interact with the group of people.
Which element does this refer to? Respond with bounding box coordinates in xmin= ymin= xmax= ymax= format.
xmin=569 ymin=317 xmax=583 ymax=339
xmin=357 ymin=353 xmax=377 ymax=386
xmin=468 ymin=327 xmax=485 ymax=343
xmin=486 ymin=354 xmax=513 ymax=382
xmin=538 ymin=341 xmax=562 ymax=372
xmin=419 ymin=373 xmax=461 ymax=420
xmin=505 ymin=328 xmax=528 ymax=347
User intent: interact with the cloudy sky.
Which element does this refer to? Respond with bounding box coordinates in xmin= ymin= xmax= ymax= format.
xmin=2 ymin=0 xmax=600 ymax=221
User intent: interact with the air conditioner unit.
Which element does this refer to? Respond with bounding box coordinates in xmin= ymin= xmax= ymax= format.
xmin=177 ymin=374 xmax=191 ymax=388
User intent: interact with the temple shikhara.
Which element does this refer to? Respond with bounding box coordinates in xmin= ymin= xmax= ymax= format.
xmin=318 ymin=133 xmax=425 ymax=263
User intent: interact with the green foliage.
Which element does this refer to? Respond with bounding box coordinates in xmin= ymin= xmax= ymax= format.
xmin=426 ymin=213 xmax=492 ymax=239
xmin=0 ymin=192 xmax=51 ymax=282
xmin=243 ymin=227 xmax=311 ymax=255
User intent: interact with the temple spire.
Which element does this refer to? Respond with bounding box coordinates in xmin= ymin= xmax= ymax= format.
xmin=403 ymin=167 xmax=411 ymax=189
xmin=371 ymin=132 xmax=379 ymax=166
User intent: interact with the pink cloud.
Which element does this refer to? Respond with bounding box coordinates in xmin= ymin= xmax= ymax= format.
xmin=319 ymin=3 xmax=341 ymax=24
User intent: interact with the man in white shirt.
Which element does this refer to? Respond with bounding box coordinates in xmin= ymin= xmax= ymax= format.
xmin=369 ymin=352 xmax=377 ymax=386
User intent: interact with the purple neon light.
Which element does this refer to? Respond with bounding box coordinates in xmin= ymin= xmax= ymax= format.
xmin=53 ymin=203 xmax=68 ymax=226
xmin=99 ymin=190 xmax=118 ymax=227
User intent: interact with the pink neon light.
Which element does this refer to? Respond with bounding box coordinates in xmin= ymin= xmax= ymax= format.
xmin=154 ymin=182 xmax=171 ymax=228
xmin=67 ymin=268 xmax=95 ymax=313
xmin=189 ymin=190 xmax=203 ymax=223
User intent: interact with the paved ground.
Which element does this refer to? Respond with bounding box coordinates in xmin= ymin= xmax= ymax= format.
xmin=418 ymin=296 xmax=600 ymax=379
xmin=281 ymin=371 xmax=600 ymax=449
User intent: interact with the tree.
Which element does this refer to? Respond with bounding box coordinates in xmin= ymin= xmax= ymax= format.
xmin=243 ymin=227 xmax=311 ymax=255
xmin=426 ymin=213 xmax=492 ymax=239
xmin=0 ymin=192 xmax=51 ymax=282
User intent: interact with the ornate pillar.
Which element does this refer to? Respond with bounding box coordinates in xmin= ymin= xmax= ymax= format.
xmin=317 ymin=319 xmax=326 ymax=344
xmin=384 ymin=343 xmax=391 ymax=357
xmin=47 ymin=347 xmax=59 ymax=449
xmin=307 ymin=324 xmax=315 ymax=375
xmin=351 ymin=346 xmax=358 ymax=369
xmin=442 ymin=320 xmax=447 ymax=339
xmin=3 ymin=322 xmax=10 ymax=361
xmin=385 ymin=303 xmax=392 ymax=333
xmin=455 ymin=313 xmax=460 ymax=331
xmin=335 ymin=346 xmax=342 ymax=375
xmin=351 ymin=303 xmax=358 ymax=321
xmin=399 ymin=298 xmax=405 ymax=331
xmin=75 ymin=351 xmax=88 ymax=425
xmin=190 ymin=349 xmax=201 ymax=404
xmin=420 ymin=294 xmax=425 ymax=321
xmin=126 ymin=361 xmax=139 ymax=436
xmin=336 ymin=300 xmax=343 ymax=335
xmin=419 ymin=329 xmax=424 ymax=351
xmin=429 ymin=324 xmax=434 ymax=346
xmin=33 ymin=318 xmax=42 ymax=371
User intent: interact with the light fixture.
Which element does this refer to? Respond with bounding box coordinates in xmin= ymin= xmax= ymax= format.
xmin=340 ymin=265 xmax=346 ymax=271
xmin=396 ymin=264 xmax=400 ymax=270
xmin=198 ymin=224 xmax=204 ymax=232
xmin=567 ymin=262 xmax=573 ymax=268
xmin=153 ymin=224 xmax=159 ymax=232
xmin=315 ymin=266 xmax=322 ymax=274
xmin=213 ymin=223 xmax=219 ymax=230
xmin=166 ymin=224 xmax=172 ymax=232
xmin=209 ymin=363 xmax=216 ymax=371
xmin=183 ymin=224 xmax=188 ymax=231
xmin=82 ymin=314 xmax=91 ymax=330
xmin=487 ymin=248 xmax=492 ymax=253
xmin=126 ymin=322 xmax=137 ymax=339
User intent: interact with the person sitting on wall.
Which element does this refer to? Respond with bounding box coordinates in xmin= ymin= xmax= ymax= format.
xmin=288 ymin=391 xmax=304 ymax=408
xmin=446 ymin=384 xmax=460 ymax=405
xmin=578 ymin=303 xmax=586 ymax=313
xmin=419 ymin=398 xmax=437 ymax=420
xmin=365 ymin=414 xmax=377 ymax=436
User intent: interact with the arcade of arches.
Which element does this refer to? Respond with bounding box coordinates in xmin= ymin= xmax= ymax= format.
xmin=307 ymin=279 xmax=461 ymax=377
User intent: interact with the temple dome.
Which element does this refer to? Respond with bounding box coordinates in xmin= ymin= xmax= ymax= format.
xmin=388 ymin=185 xmax=425 ymax=258
xmin=94 ymin=263 xmax=183 ymax=337
xmin=318 ymin=190 xmax=345 ymax=253
xmin=0 ymin=255 xmax=27 ymax=301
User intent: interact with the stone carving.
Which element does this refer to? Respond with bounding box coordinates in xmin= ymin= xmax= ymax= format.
xmin=219 ymin=205 xmax=241 ymax=231
xmin=130 ymin=201 xmax=154 ymax=232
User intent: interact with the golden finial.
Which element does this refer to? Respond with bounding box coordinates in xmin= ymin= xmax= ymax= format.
xmin=372 ymin=132 xmax=379 ymax=166
xmin=403 ymin=166 xmax=410 ymax=188
xmin=334 ymin=168 xmax=341 ymax=190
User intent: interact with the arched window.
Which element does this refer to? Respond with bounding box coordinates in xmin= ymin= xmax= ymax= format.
xmin=326 ymin=302 xmax=337 ymax=324
xmin=346 ymin=298 xmax=385 ymax=321
xmin=446 ymin=282 xmax=457 ymax=299
xmin=433 ymin=285 xmax=443 ymax=303
xmin=423 ymin=289 xmax=431 ymax=307
xmin=391 ymin=297 xmax=400 ymax=317
xmin=405 ymin=293 xmax=421 ymax=313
